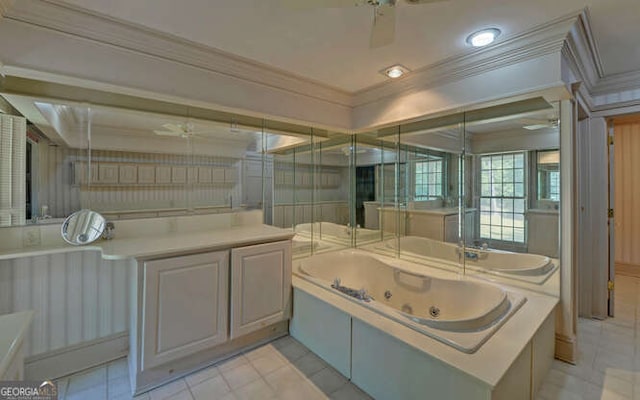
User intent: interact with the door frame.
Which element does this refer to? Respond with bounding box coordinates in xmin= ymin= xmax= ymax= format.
xmin=607 ymin=119 xmax=615 ymax=317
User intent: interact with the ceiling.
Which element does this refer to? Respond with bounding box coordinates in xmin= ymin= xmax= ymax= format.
xmin=59 ymin=0 xmax=639 ymax=92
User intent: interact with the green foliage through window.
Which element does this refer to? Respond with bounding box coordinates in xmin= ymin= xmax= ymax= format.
xmin=479 ymin=153 xmax=526 ymax=243
xmin=414 ymin=158 xmax=443 ymax=200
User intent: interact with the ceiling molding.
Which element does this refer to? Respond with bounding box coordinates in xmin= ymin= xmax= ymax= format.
xmin=352 ymin=10 xmax=582 ymax=107
xmin=563 ymin=10 xmax=599 ymax=93
xmin=3 ymin=1 xmax=639 ymax=121
xmin=563 ymin=9 xmax=640 ymax=101
xmin=1 ymin=0 xmax=353 ymax=107
xmin=592 ymin=70 xmax=640 ymax=96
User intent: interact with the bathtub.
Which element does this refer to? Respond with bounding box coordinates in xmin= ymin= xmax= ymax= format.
xmin=381 ymin=236 xmax=556 ymax=278
xmin=294 ymin=222 xmax=382 ymax=244
xmin=297 ymin=250 xmax=525 ymax=353
xmin=292 ymin=234 xmax=335 ymax=256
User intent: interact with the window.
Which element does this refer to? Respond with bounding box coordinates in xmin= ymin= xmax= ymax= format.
xmin=536 ymin=150 xmax=560 ymax=202
xmin=479 ymin=153 xmax=526 ymax=243
xmin=414 ymin=157 xmax=443 ymax=200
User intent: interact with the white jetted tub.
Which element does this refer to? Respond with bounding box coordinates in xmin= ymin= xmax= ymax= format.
xmin=297 ymin=250 xmax=526 ymax=353
xmin=381 ymin=236 xmax=556 ymax=280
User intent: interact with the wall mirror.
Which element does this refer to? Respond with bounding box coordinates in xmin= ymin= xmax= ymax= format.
xmin=61 ymin=209 xmax=106 ymax=245
xmin=0 ymin=92 xmax=314 ymax=227
xmin=462 ymin=99 xmax=560 ymax=293
xmin=268 ymin=131 xmax=353 ymax=258
xmin=389 ymin=113 xmax=466 ymax=272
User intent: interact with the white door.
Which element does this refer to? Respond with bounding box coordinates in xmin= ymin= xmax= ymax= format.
xmin=230 ymin=241 xmax=292 ymax=339
xmin=142 ymin=251 xmax=229 ymax=370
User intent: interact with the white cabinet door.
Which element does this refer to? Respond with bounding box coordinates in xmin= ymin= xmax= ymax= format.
xmin=408 ymin=213 xmax=444 ymax=240
xmin=119 ymin=165 xmax=138 ymax=183
xmin=142 ymin=251 xmax=229 ymax=370
xmin=138 ymin=165 xmax=156 ymax=184
xmin=230 ymin=241 xmax=292 ymax=339
xmin=98 ymin=164 xmax=119 ymax=184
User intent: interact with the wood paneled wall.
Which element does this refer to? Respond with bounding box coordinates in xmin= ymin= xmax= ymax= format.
xmin=0 ymin=251 xmax=130 ymax=358
xmin=614 ymin=121 xmax=640 ymax=266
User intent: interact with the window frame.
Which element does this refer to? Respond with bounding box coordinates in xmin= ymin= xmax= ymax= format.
xmin=412 ymin=155 xmax=445 ymax=201
xmin=477 ymin=151 xmax=527 ymax=247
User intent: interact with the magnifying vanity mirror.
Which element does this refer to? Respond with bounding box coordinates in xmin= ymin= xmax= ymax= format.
xmin=61 ymin=209 xmax=106 ymax=245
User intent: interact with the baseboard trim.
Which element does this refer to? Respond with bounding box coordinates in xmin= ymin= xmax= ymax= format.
xmin=24 ymin=332 xmax=129 ymax=380
xmin=554 ymin=333 xmax=577 ymax=364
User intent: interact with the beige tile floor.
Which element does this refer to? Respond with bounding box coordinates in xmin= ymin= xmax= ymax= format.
xmin=57 ymin=274 xmax=640 ymax=400
xmin=536 ymin=274 xmax=640 ymax=400
xmin=57 ymin=335 xmax=371 ymax=400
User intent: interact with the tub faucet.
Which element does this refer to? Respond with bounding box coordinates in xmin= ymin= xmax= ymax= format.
xmin=455 ymin=242 xmax=485 ymax=261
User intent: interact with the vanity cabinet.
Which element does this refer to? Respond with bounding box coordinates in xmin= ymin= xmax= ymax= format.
xmin=380 ymin=208 xmax=475 ymax=243
xmin=129 ymin=237 xmax=292 ymax=395
xmin=230 ymin=241 xmax=292 ymax=338
xmin=141 ymin=251 xmax=229 ymax=370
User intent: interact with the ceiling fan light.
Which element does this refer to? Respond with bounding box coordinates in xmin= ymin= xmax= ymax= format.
xmin=466 ymin=28 xmax=501 ymax=47
xmin=382 ymin=64 xmax=410 ymax=79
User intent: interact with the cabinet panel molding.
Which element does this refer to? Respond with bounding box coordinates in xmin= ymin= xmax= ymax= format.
xmin=142 ymin=251 xmax=229 ymax=370
xmin=230 ymin=241 xmax=292 ymax=339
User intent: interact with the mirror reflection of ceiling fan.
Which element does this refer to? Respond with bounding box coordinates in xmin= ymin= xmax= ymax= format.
xmin=283 ymin=0 xmax=448 ymax=48
xmin=521 ymin=118 xmax=559 ymax=131
xmin=152 ymin=123 xmax=215 ymax=138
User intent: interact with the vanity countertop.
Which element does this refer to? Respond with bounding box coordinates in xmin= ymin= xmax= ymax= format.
xmin=526 ymin=208 xmax=559 ymax=215
xmin=0 ymin=311 xmax=34 ymax=378
xmin=0 ymin=225 xmax=294 ymax=261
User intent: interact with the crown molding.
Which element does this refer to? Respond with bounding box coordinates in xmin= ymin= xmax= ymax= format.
xmin=3 ymin=1 xmax=639 ymax=122
xmin=592 ymin=70 xmax=640 ymax=96
xmin=352 ymin=10 xmax=582 ymax=107
xmin=562 ymin=9 xmax=640 ymax=101
xmin=1 ymin=0 xmax=353 ymax=107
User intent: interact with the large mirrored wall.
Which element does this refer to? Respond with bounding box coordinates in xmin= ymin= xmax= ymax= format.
xmin=347 ymin=98 xmax=561 ymax=296
xmin=0 ymin=93 xmax=319 ymax=227
xmin=0 ymin=87 xmax=560 ymax=295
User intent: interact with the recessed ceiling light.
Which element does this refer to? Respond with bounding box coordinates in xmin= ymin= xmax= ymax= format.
xmin=381 ymin=64 xmax=410 ymax=79
xmin=466 ymin=28 xmax=501 ymax=47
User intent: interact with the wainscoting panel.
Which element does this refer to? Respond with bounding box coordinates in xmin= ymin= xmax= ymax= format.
xmin=0 ymin=251 xmax=130 ymax=358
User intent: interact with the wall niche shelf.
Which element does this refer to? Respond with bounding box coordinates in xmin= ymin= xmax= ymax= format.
xmin=73 ymin=161 xmax=238 ymax=187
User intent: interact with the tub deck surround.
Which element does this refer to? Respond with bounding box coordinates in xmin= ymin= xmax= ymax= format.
xmin=291 ymin=250 xmax=558 ymax=391
xmin=298 ymin=251 xmax=527 ymax=353
xmin=0 ymin=311 xmax=34 ymax=379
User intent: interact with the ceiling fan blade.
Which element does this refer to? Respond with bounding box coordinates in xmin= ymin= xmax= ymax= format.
xmin=281 ymin=0 xmax=358 ymax=9
xmin=370 ymin=4 xmax=396 ymax=48
xmin=153 ymin=130 xmax=182 ymax=136
xmin=160 ymin=123 xmax=184 ymax=132
xmin=522 ymin=124 xmax=550 ymax=131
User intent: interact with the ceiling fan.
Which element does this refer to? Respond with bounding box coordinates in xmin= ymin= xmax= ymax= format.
xmin=153 ymin=122 xmax=218 ymax=138
xmin=521 ymin=118 xmax=559 ymax=131
xmin=283 ymin=0 xmax=447 ymax=48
